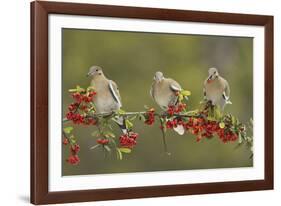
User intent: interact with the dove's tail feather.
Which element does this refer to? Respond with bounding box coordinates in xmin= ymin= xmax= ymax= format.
xmin=114 ymin=116 xmax=127 ymax=134
xmin=173 ymin=125 xmax=185 ymax=135
xmin=226 ymin=100 xmax=232 ymax=104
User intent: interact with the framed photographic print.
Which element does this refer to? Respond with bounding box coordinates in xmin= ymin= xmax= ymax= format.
xmin=30 ymin=1 xmax=274 ymax=204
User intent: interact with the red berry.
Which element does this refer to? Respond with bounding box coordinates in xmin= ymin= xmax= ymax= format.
xmin=66 ymin=155 xmax=80 ymax=165
xmin=63 ymin=138 xmax=69 ymax=145
xmin=72 ymin=93 xmax=82 ymax=103
xmin=97 ymin=138 xmax=109 ymax=145
xmin=71 ymin=144 xmax=80 ymax=154
xmin=119 ymin=133 xmax=137 ymax=148
xmin=145 ymin=109 xmax=155 ymax=125
xmin=129 ymin=132 xmax=139 ymax=140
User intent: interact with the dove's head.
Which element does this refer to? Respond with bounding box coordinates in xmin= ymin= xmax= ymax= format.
xmin=87 ymin=65 xmax=104 ymax=77
xmin=207 ymin=67 xmax=219 ymax=82
xmin=154 ymin=71 xmax=164 ymax=83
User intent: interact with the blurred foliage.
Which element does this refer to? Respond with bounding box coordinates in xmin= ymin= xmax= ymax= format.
xmin=62 ymin=28 xmax=253 ymax=176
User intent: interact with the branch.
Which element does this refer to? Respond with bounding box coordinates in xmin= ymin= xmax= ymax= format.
xmin=159 ymin=116 xmax=170 ymax=155
xmin=63 ymin=111 xmax=203 ymax=123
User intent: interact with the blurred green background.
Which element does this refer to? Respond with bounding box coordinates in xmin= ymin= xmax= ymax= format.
xmin=62 ymin=28 xmax=253 ymax=176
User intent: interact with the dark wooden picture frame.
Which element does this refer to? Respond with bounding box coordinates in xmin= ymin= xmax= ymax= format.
xmin=31 ymin=1 xmax=274 ymax=204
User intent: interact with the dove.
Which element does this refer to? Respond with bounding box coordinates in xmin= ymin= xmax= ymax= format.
xmin=87 ymin=65 xmax=126 ymax=133
xmin=150 ymin=71 xmax=185 ymax=135
xmin=203 ymin=67 xmax=232 ymax=110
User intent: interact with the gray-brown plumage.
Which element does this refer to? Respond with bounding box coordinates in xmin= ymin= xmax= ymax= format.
xmin=87 ymin=66 xmax=122 ymax=113
xmin=87 ymin=66 xmax=127 ymax=133
xmin=150 ymin=71 xmax=184 ymax=135
xmin=150 ymin=71 xmax=182 ymax=110
xmin=203 ymin=67 xmax=231 ymax=110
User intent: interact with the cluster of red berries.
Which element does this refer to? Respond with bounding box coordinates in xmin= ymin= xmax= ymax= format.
xmin=163 ymin=115 xmax=239 ymax=143
xmin=166 ymin=118 xmax=184 ymax=129
xmin=164 ymin=103 xmax=187 ymax=129
xmin=66 ymin=112 xmax=85 ymax=124
xmin=66 ymin=90 xmax=97 ymax=125
xmin=167 ymin=103 xmax=187 ymax=116
xmin=119 ymin=132 xmax=139 ymax=148
xmin=185 ymin=118 xmax=205 ymax=135
xmin=66 ymin=112 xmax=97 ymax=125
xmin=71 ymin=91 xmax=96 ymax=103
xmin=66 ymin=155 xmax=80 ymax=165
xmin=63 ymin=138 xmax=81 ymax=165
xmin=185 ymin=117 xmax=238 ymax=143
xmin=71 ymin=144 xmax=80 ymax=153
xmin=96 ymin=138 xmax=109 ymax=145
xmin=68 ymin=102 xmax=79 ymax=111
xmin=144 ymin=108 xmax=155 ymax=125
xmin=201 ymin=120 xmax=219 ymax=138
xmin=217 ymin=129 xmax=238 ymax=143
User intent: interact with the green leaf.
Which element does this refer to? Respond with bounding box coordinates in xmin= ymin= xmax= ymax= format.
xmin=186 ymin=110 xmax=199 ymax=116
xmin=63 ymin=126 xmax=73 ymax=134
xmin=214 ymin=107 xmax=222 ymax=120
xmin=76 ymin=85 xmax=85 ymax=93
xmin=129 ymin=115 xmax=137 ymax=121
xmin=231 ymin=116 xmax=236 ymax=125
xmin=178 ymin=94 xmax=184 ymax=102
xmin=116 ymin=148 xmax=123 ymax=160
xmin=207 ymin=116 xmax=216 ymax=121
xmin=91 ymin=130 xmax=99 ymax=137
xmin=87 ymin=86 xmax=95 ymax=92
xmin=159 ymin=117 xmax=167 ymax=132
xmin=125 ymin=119 xmax=133 ymax=129
xmin=246 ymin=136 xmax=253 ymax=142
xmin=104 ymin=131 xmax=115 ymax=138
xmin=238 ymin=133 xmax=243 ymax=144
xmin=180 ymin=90 xmax=191 ymax=96
xmin=90 ymin=144 xmax=100 ymax=150
xmin=70 ymin=138 xmax=76 ymax=144
xmin=68 ymin=88 xmax=77 ymax=92
xmin=144 ymin=105 xmax=150 ymax=110
xmin=104 ymin=145 xmax=111 ymax=152
xmin=118 ymin=109 xmax=126 ymax=114
xmin=119 ymin=147 xmax=131 ymax=153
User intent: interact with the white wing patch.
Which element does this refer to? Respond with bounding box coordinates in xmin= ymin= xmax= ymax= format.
xmin=150 ymin=87 xmax=154 ymax=98
xmin=170 ymin=84 xmax=181 ymax=92
xmin=109 ymin=80 xmax=122 ymax=107
xmin=222 ymin=91 xmax=232 ymax=104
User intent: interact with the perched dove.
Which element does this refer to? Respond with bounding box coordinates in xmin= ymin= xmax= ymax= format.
xmin=203 ymin=67 xmax=232 ymax=110
xmin=150 ymin=71 xmax=185 ymax=135
xmin=87 ymin=65 xmax=126 ymax=132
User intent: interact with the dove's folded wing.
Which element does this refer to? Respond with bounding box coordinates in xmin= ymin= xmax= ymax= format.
xmin=223 ymin=79 xmax=230 ymax=99
xmin=169 ymin=79 xmax=182 ymax=92
xmin=109 ymin=80 xmax=122 ymax=107
xmin=150 ymin=82 xmax=155 ymax=100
